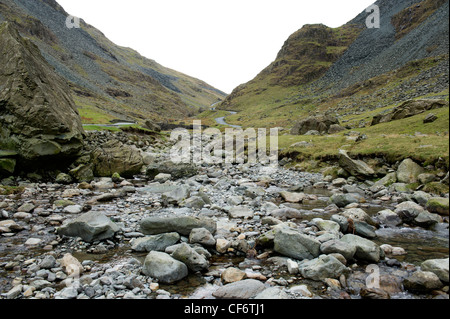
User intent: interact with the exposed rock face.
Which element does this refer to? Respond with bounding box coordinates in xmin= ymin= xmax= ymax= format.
xmin=371 ymin=99 xmax=449 ymax=125
xmin=0 ymin=22 xmax=84 ymax=172
xmin=290 ymin=115 xmax=340 ymax=135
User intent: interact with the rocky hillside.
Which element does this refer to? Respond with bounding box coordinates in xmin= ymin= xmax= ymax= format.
xmin=0 ymin=0 xmax=226 ymax=123
xmin=218 ymin=0 xmax=449 ymax=129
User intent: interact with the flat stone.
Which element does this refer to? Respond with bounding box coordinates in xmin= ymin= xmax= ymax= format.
xmin=140 ymin=216 xmax=216 ymax=236
xmin=212 ymin=279 xmax=266 ymax=299
xmin=228 ymin=206 xmax=254 ymax=219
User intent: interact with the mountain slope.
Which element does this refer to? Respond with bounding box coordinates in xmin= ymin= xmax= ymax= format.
xmin=0 ymin=0 xmax=226 ymax=123
xmin=218 ymin=0 xmax=449 ymax=129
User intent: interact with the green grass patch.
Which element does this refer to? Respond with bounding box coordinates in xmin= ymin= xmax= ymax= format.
xmin=0 ymin=185 xmax=25 ymax=195
xmin=279 ymin=107 xmax=449 ymax=168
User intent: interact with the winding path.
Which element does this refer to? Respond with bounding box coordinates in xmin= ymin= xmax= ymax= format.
xmin=215 ymin=111 xmax=241 ymax=128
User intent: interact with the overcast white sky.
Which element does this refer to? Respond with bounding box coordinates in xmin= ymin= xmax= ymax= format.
xmin=58 ymin=0 xmax=375 ymax=93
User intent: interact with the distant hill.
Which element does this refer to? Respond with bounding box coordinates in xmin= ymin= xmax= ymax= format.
xmin=218 ymin=0 xmax=449 ymax=129
xmin=0 ymin=0 xmax=227 ymax=123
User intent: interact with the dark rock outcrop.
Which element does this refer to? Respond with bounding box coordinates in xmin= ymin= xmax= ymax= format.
xmin=0 ymin=22 xmax=85 ymax=173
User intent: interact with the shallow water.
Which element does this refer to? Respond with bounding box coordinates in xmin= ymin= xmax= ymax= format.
xmin=374 ymin=224 xmax=449 ymax=265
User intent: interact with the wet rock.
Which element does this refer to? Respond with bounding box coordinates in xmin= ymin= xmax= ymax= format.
xmin=142 ymin=251 xmax=188 ymax=284
xmin=413 ymin=210 xmax=441 ymax=228
xmin=131 ymin=232 xmax=180 ymax=252
xmin=426 ymin=197 xmax=449 ymax=216
xmin=330 ymin=193 xmax=361 ymax=208
xmin=320 ymin=239 xmax=356 ymax=261
xmin=403 ymin=271 xmax=444 ymax=293
xmin=340 ymin=234 xmax=381 ymax=263
xmin=394 ymin=201 xmax=426 ymax=223
xmin=421 ymin=258 xmax=449 ymax=283
xmin=273 ymin=226 xmax=321 ymax=260
xmin=299 ymin=255 xmax=347 ymax=281
xmin=360 ymin=288 xmax=390 ymax=299
xmin=140 ymin=216 xmax=216 ymax=236
xmin=57 ymin=211 xmax=120 ymax=242
xmin=411 ymin=191 xmax=432 ymax=206
xmin=353 ymin=221 xmax=377 ymax=239
xmin=312 ymin=218 xmax=341 ymax=233
xmin=375 ymin=209 xmax=403 ymax=227
xmin=212 ymin=279 xmax=266 ymax=299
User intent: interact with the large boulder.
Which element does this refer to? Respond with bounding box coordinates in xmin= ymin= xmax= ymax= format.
xmin=396 ymin=159 xmax=424 ymax=184
xmin=142 ymin=251 xmax=188 ymax=284
xmin=140 ymin=216 xmax=216 ymax=236
xmin=273 ymin=226 xmax=321 ymax=260
xmin=212 ymin=279 xmax=266 ymax=299
xmin=403 ymin=271 xmax=444 ymax=293
xmin=426 ymin=197 xmax=449 ymax=216
xmin=0 ymin=22 xmax=85 ymax=172
xmin=92 ymin=140 xmax=143 ymax=178
xmin=371 ymin=99 xmax=449 ymax=126
xmin=146 ymin=161 xmax=198 ymax=180
xmin=340 ymin=234 xmax=381 ymax=263
xmin=57 ymin=211 xmax=120 ymax=242
xmin=290 ymin=115 xmax=340 ymax=135
xmin=338 ymin=150 xmax=375 ymax=180
xmin=299 ymin=255 xmax=347 ymax=281
xmin=421 ymin=258 xmax=449 ymax=283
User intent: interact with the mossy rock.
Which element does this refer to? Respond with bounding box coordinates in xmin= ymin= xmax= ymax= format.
xmin=0 ymin=158 xmax=16 ymax=175
xmin=426 ymin=197 xmax=449 ymax=216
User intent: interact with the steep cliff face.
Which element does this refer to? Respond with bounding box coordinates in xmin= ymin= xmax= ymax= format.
xmin=218 ymin=0 xmax=449 ymax=129
xmin=0 ymin=0 xmax=226 ymax=123
xmin=0 ymin=22 xmax=85 ymax=171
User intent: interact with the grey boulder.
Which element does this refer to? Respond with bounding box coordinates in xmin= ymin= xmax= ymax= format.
xmin=57 ymin=211 xmax=119 ymax=242
xmin=142 ymin=251 xmax=188 ymax=284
